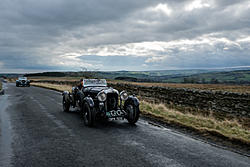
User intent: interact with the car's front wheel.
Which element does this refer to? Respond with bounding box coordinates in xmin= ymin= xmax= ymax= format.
xmin=126 ymin=104 xmax=140 ymax=124
xmin=83 ymin=102 xmax=95 ymax=127
xmin=62 ymin=97 xmax=70 ymax=112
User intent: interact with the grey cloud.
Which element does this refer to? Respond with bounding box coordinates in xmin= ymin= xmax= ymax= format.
xmin=0 ymin=0 xmax=250 ymax=72
xmin=79 ymin=55 xmax=147 ymax=71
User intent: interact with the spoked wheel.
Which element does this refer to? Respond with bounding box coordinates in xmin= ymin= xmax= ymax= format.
xmin=83 ymin=102 xmax=95 ymax=127
xmin=126 ymin=104 xmax=140 ymax=124
xmin=62 ymin=97 xmax=70 ymax=112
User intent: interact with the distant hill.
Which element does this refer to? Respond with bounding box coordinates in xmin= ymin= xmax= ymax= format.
xmin=0 ymin=73 xmax=22 ymax=78
xmin=22 ymin=69 xmax=250 ymax=84
xmin=164 ymin=70 xmax=250 ymax=84
xmin=24 ymin=69 xmax=213 ymax=81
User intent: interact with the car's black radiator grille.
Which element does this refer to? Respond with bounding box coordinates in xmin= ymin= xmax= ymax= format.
xmin=107 ymin=93 xmax=118 ymax=111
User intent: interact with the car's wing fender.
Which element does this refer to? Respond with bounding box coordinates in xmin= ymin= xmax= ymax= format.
xmin=124 ymin=96 xmax=140 ymax=107
xmin=62 ymin=91 xmax=71 ymax=103
xmin=83 ymin=96 xmax=95 ymax=108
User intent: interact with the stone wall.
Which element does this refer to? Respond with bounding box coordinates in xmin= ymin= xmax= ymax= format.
xmin=109 ymin=83 xmax=250 ymax=117
xmin=32 ymin=80 xmax=250 ymax=117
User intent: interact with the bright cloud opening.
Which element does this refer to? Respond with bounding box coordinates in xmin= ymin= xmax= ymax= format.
xmin=151 ymin=3 xmax=172 ymax=16
xmin=185 ymin=0 xmax=211 ymax=11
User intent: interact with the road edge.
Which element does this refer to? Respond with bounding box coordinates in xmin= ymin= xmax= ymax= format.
xmin=0 ymin=82 xmax=4 ymax=95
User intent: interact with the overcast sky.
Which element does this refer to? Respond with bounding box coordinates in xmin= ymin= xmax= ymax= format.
xmin=0 ymin=0 xmax=250 ymax=72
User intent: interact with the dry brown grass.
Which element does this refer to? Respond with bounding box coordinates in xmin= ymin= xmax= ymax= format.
xmin=141 ymin=101 xmax=250 ymax=145
xmin=7 ymin=78 xmax=16 ymax=82
xmin=31 ymin=82 xmax=250 ymax=145
xmin=30 ymin=76 xmax=82 ymax=81
xmin=31 ymin=83 xmax=72 ymax=92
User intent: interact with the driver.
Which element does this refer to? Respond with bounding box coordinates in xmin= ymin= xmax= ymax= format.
xmin=78 ymin=79 xmax=83 ymax=90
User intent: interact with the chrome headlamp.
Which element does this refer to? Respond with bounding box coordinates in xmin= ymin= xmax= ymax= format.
xmin=97 ymin=91 xmax=107 ymax=102
xmin=120 ymin=90 xmax=129 ymax=101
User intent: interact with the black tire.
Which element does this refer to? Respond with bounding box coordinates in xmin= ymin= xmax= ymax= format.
xmin=62 ymin=97 xmax=70 ymax=112
xmin=126 ymin=104 xmax=140 ymax=124
xmin=82 ymin=102 xmax=95 ymax=127
xmin=16 ymin=84 xmax=19 ymax=87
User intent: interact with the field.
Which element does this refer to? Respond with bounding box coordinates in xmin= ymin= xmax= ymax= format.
xmin=163 ymin=70 xmax=250 ymax=84
xmin=112 ymin=81 xmax=250 ymax=94
xmin=30 ymin=82 xmax=250 ymax=146
xmin=28 ymin=76 xmax=250 ymax=94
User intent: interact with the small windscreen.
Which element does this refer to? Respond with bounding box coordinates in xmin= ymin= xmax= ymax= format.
xmin=18 ymin=77 xmax=27 ymax=80
xmin=83 ymin=79 xmax=107 ymax=87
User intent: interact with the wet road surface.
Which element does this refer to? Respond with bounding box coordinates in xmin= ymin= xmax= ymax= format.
xmin=0 ymin=83 xmax=249 ymax=167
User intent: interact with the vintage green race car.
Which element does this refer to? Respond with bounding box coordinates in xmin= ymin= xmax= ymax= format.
xmin=62 ymin=79 xmax=140 ymax=126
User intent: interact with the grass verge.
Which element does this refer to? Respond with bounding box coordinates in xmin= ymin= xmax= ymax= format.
xmin=31 ymin=82 xmax=250 ymax=146
xmin=141 ymin=101 xmax=250 ymax=146
xmin=31 ymin=82 xmax=72 ymax=92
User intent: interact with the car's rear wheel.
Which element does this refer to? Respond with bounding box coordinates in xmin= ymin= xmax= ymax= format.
xmin=126 ymin=104 xmax=140 ymax=124
xmin=62 ymin=97 xmax=70 ymax=112
xmin=83 ymin=102 xmax=95 ymax=127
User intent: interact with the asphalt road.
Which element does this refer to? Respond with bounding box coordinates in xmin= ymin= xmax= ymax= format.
xmin=0 ymin=83 xmax=249 ymax=167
